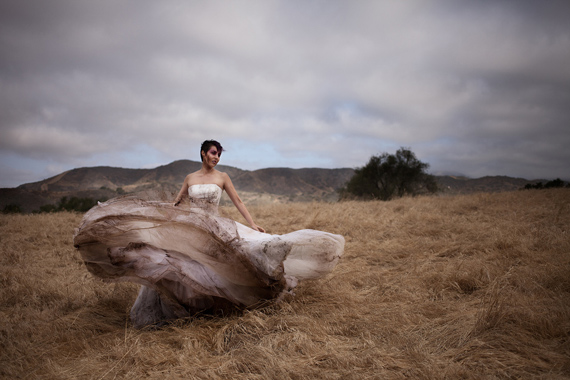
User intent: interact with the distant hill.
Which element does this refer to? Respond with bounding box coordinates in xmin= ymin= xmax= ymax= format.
xmin=436 ymin=175 xmax=543 ymax=194
xmin=0 ymin=160 xmax=547 ymax=213
xmin=0 ymin=160 xmax=354 ymax=213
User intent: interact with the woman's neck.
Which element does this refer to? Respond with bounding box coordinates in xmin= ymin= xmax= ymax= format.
xmin=200 ymin=165 xmax=216 ymax=175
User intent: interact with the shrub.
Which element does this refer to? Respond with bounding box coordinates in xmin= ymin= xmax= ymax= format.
xmin=2 ymin=203 xmax=22 ymax=214
xmin=523 ymin=178 xmax=566 ymax=190
xmin=36 ymin=196 xmax=105 ymax=213
xmin=340 ymin=147 xmax=438 ymax=200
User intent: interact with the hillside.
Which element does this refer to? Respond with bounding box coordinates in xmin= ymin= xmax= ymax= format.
xmin=0 ymin=160 xmax=354 ymax=212
xmin=436 ymin=175 xmax=542 ymax=194
xmin=0 ymin=160 xmax=548 ymax=213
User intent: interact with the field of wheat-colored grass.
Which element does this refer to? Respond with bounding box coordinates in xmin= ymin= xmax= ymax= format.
xmin=1 ymin=189 xmax=569 ymax=379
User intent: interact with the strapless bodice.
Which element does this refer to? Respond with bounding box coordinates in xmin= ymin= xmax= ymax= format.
xmin=188 ymin=184 xmax=222 ymax=212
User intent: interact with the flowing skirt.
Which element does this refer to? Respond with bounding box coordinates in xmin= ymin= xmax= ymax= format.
xmin=73 ymin=197 xmax=344 ymax=327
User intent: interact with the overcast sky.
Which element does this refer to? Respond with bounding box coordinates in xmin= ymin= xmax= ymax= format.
xmin=1 ymin=0 xmax=569 ymax=187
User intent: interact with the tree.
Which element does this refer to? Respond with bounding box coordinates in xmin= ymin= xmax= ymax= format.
xmin=524 ymin=178 xmax=566 ymax=190
xmin=544 ymin=178 xmax=565 ymax=189
xmin=2 ymin=203 xmax=22 ymax=214
xmin=341 ymin=147 xmax=438 ymax=201
xmin=36 ymin=196 xmax=102 ymax=213
xmin=57 ymin=196 xmax=98 ymax=212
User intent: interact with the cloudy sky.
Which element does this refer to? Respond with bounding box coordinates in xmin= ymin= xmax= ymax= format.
xmin=1 ymin=0 xmax=569 ymax=188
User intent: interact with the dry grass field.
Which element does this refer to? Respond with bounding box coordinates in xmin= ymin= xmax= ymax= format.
xmin=1 ymin=189 xmax=569 ymax=379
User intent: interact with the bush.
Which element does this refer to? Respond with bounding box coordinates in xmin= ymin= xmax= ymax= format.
xmin=58 ymin=196 xmax=98 ymax=212
xmin=523 ymin=178 xmax=567 ymax=190
xmin=2 ymin=203 xmax=22 ymax=214
xmin=36 ymin=196 xmax=105 ymax=213
xmin=341 ymin=147 xmax=438 ymax=201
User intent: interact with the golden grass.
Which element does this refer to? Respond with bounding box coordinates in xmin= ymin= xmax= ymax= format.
xmin=1 ymin=189 xmax=569 ymax=379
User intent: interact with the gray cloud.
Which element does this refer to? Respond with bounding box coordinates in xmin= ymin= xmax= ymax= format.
xmin=1 ymin=0 xmax=569 ymax=187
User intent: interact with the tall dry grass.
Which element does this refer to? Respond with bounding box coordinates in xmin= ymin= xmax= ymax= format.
xmin=1 ymin=189 xmax=569 ymax=379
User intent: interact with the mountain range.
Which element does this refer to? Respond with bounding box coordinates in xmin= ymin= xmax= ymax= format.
xmin=0 ymin=160 xmax=543 ymax=213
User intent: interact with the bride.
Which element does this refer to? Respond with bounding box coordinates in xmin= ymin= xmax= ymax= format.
xmin=73 ymin=140 xmax=344 ymax=328
xmin=173 ymin=140 xmax=265 ymax=233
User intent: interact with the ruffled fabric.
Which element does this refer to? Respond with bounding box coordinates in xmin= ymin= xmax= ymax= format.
xmin=74 ymin=184 xmax=344 ymax=328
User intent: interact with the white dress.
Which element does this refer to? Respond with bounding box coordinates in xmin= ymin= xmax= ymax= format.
xmin=73 ymin=184 xmax=344 ymax=328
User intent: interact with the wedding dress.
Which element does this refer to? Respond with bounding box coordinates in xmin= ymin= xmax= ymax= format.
xmin=73 ymin=184 xmax=344 ymax=328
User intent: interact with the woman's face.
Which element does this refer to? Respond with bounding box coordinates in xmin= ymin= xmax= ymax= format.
xmin=202 ymin=146 xmax=221 ymax=167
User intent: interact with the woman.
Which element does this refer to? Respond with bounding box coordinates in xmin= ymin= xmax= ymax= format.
xmin=74 ymin=140 xmax=344 ymax=328
xmin=173 ymin=140 xmax=265 ymax=233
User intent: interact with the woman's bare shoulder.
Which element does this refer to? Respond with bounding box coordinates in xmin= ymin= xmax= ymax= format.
xmin=217 ymin=170 xmax=232 ymax=182
xmin=185 ymin=171 xmax=200 ymax=180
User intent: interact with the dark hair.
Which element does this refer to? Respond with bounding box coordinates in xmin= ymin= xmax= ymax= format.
xmin=200 ymin=140 xmax=223 ymax=162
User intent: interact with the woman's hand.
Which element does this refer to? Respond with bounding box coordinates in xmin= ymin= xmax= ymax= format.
xmin=251 ymin=223 xmax=265 ymax=233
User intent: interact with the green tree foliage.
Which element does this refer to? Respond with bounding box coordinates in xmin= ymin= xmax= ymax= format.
xmin=2 ymin=203 xmax=22 ymax=214
xmin=523 ymin=178 xmax=567 ymax=190
xmin=341 ymin=147 xmax=438 ymax=201
xmin=37 ymin=196 xmax=103 ymax=213
xmin=57 ymin=196 xmax=99 ymax=212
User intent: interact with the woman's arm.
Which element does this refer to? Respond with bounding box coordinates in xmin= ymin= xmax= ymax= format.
xmin=173 ymin=175 xmax=190 ymax=206
xmin=222 ymin=173 xmax=265 ymax=233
